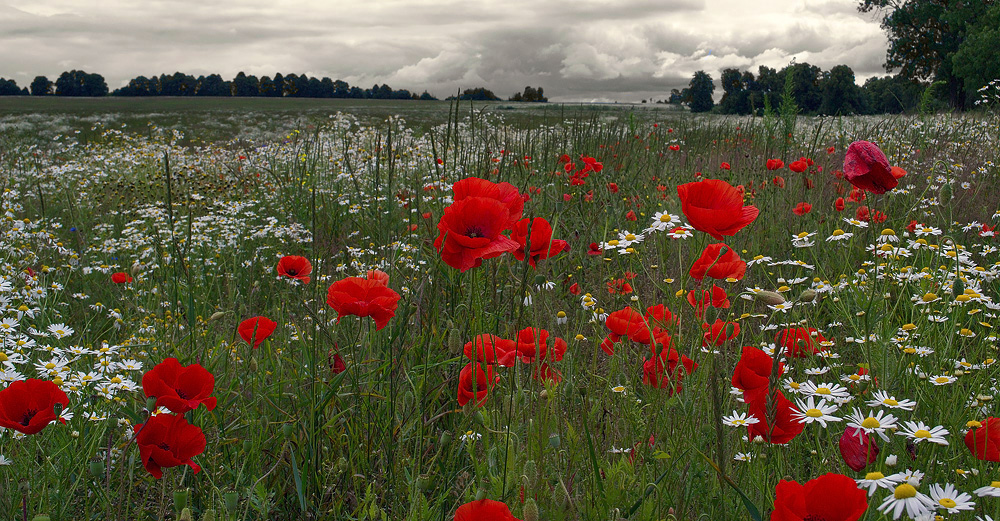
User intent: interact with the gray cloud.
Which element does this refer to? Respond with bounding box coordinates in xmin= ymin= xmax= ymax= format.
xmin=0 ymin=0 xmax=888 ymax=101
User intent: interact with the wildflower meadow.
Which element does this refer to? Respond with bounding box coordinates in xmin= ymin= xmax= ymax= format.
xmin=2 ymin=95 xmax=1000 ymax=520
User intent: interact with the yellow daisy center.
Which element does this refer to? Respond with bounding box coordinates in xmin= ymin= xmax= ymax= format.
xmin=935 ymin=377 xmax=951 ymax=384
xmin=789 ymin=382 xmax=800 ymax=390
xmin=938 ymin=498 xmax=957 ymax=509
xmin=608 ymin=239 xmax=619 ymax=246
xmin=797 ymin=231 xmax=810 ymax=239
xmin=806 ymin=408 xmax=823 ymax=418
xmin=625 ymin=234 xmax=636 ymax=241
xmin=882 ymin=398 xmax=899 ymax=406
xmin=902 ymin=323 xmax=917 ymax=331
xmin=922 ymin=293 xmax=938 ymax=302
xmin=991 ymin=481 xmax=1000 ymax=488
xmin=914 ymin=429 xmax=932 ymax=438
xmin=865 ymin=471 xmax=885 ymax=480
xmin=831 ymin=229 xmax=845 ymax=236
xmin=861 ymin=417 xmax=881 ymax=429
xmin=659 ymin=215 xmax=671 ymax=222
xmin=815 ymin=387 xmax=831 ymax=395
xmin=894 ymin=483 xmax=917 ymax=499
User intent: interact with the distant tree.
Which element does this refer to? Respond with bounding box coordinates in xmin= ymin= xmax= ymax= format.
xmin=510 ymin=92 xmax=523 ymax=102
xmin=196 ymin=74 xmax=230 ymax=96
xmin=348 ymin=86 xmax=365 ymax=98
xmin=509 ymin=86 xmax=547 ymax=102
xmin=783 ymin=62 xmax=823 ymax=114
xmin=448 ymin=87 xmax=500 ymax=101
xmin=258 ymin=75 xmax=277 ymax=97
xmin=270 ymin=73 xmax=285 ymax=97
xmin=55 ymin=70 xmax=108 ymax=96
xmin=719 ymin=68 xmax=751 ymax=114
xmin=157 ymin=72 xmax=197 ymax=96
xmin=820 ymin=65 xmax=863 ymax=115
xmin=0 ymin=78 xmax=21 ymax=95
xmin=860 ymin=75 xmax=924 ymax=113
xmin=418 ymin=91 xmax=438 ymax=101
xmin=232 ymin=72 xmax=260 ymax=97
xmin=687 ymin=71 xmax=715 ymax=113
xmin=30 ymin=76 xmax=52 ymax=96
xmin=333 ymin=80 xmax=350 ymax=98
xmin=114 ymin=75 xmax=156 ymax=96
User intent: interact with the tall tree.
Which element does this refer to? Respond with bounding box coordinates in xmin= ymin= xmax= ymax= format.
xmin=687 ymin=71 xmax=715 ymax=113
xmin=55 ymin=70 xmax=108 ymax=96
xmin=819 ymin=65 xmax=863 ymax=115
xmin=0 ymin=78 xmax=21 ymax=95
xmin=719 ymin=68 xmax=750 ymax=114
xmin=951 ymin=2 xmax=1000 ymax=102
xmin=30 ymin=76 xmax=52 ymax=96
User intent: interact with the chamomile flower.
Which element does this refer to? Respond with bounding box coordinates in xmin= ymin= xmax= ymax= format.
xmin=826 ymin=229 xmax=854 ymax=241
xmin=929 ymin=374 xmax=957 ymax=386
xmin=866 ymin=390 xmax=917 ymax=411
xmin=722 ymin=411 xmax=760 ymax=427
xmin=844 ymin=217 xmax=869 ymax=229
xmin=645 ymin=212 xmax=679 ymax=232
xmin=800 ymin=381 xmax=851 ymax=401
xmin=856 ymin=471 xmax=901 ymax=496
xmin=915 ymin=226 xmax=942 ymax=237
xmin=927 ymin=483 xmax=975 ymax=513
xmin=973 ymin=481 xmax=1000 ymax=497
xmin=791 ymin=396 xmax=841 ymax=427
xmin=877 ymin=482 xmax=935 ymax=520
xmin=847 ymin=408 xmax=899 ymax=442
xmin=897 ymin=421 xmax=950 ymax=445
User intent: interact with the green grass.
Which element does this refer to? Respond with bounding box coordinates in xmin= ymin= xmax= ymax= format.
xmin=1 ymin=100 xmax=999 ymax=520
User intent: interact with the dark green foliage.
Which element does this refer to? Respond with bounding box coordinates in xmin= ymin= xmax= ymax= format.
xmin=952 ymin=2 xmax=1000 ymax=103
xmin=0 ymin=78 xmax=21 ymax=96
xmin=688 ymin=71 xmax=714 ymax=113
xmin=820 ymin=65 xmax=864 ymax=115
xmin=446 ymin=88 xmax=501 ymax=101
xmin=860 ymin=75 xmax=924 ymax=113
xmin=509 ymin=86 xmax=547 ymax=102
xmin=30 ymin=76 xmax=52 ymax=96
xmin=54 ymin=70 xmax=108 ymax=96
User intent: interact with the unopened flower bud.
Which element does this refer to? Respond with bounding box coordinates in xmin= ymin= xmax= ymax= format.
xmin=224 ymin=492 xmax=239 ymax=515
xmin=178 ymin=508 xmax=193 ymax=521
xmin=209 ymin=311 xmax=226 ymax=322
xmin=755 ymin=291 xmax=785 ymax=305
xmin=173 ymin=489 xmax=189 ymax=514
xmin=523 ymin=498 xmax=539 ymax=521
xmin=146 ymin=396 xmax=158 ymax=412
xmin=798 ymin=289 xmax=816 ymax=303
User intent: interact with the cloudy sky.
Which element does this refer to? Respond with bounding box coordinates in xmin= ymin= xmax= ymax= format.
xmin=0 ymin=0 xmax=889 ymax=102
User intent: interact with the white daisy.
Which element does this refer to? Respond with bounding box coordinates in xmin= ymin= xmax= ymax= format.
xmin=847 ymin=408 xmax=899 ymax=442
xmin=722 ymin=411 xmax=760 ymax=428
xmin=855 ymin=470 xmax=902 ymax=497
xmin=791 ymin=396 xmax=841 ymax=428
xmin=974 ymin=481 xmax=1000 ymax=497
xmin=877 ymin=482 xmax=935 ymax=520
xmin=866 ymin=390 xmax=917 ymax=411
xmin=927 ymin=483 xmax=975 ymax=513
xmin=896 ymin=421 xmax=949 ymax=445
xmin=799 ymin=381 xmax=851 ymax=401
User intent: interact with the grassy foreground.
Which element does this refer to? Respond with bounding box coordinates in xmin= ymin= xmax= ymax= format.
xmin=1 ymin=99 xmax=1000 ymax=520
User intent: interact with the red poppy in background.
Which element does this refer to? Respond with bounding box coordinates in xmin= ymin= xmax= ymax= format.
xmin=626 ymin=210 xmax=637 ymax=221
xmin=642 ymin=346 xmax=697 ymax=392
xmin=568 ymin=283 xmax=581 ymax=295
xmin=0 ymin=379 xmax=69 ymax=435
xmin=601 ymin=308 xmax=649 ymax=355
xmin=792 ymin=202 xmax=812 ymax=216
xmin=276 ymin=255 xmax=312 ymax=284
xmin=677 ymin=179 xmax=759 ymax=240
xmin=644 ymin=304 xmax=675 ymax=330
xmin=840 ymin=426 xmax=879 ymax=472
xmin=747 ymin=391 xmax=804 ymax=444
xmin=587 ymin=242 xmax=603 ymax=256
xmin=330 ymin=351 xmax=346 ymax=374
xmin=689 ymin=243 xmax=746 ymax=281
xmin=686 ymin=284 xmax=730 ymax=319
xmin=111 ymin=272 xmax=133 ymax=284
xmin=720 ymin=162 xmax=731 ymax=170
xmin=766 ymin=159 xmax=784 ymax=170
xmin=326 ymin=270 xmax=401 ymax=331
xmin=510 ymin=218 xmax=570 ymax=268
xmin=607 ymin=182 xmax=619 ymax=193
xmin=773 ymin=176 xmax=786 ymax=188
xmin=607 ymin=278 xmax=633 ymax=294
xmin=454 ymin=499 xmax=523 ymax=521
xmin=464 ymin=334 xmax=515 ymax=365
xmin=238 ymin=316 xmax=277 ymax=348
xmin=533 ymin=362 xmax=562 ymax=385
xmin=142 ymin=358 xmax=217 ymax=414
xmin=457 ymin=362 xmax=498 ymax=407
xmin=702 ymin=319 xmax=740 ymax=347
xmin=508 ymin=327 xmax=567 ymax=365
xmin=668 ymin=144 xmax=680 ymax=151
xmin=843 ymin=140 xmax=898 ymax=194
xmin=775 ymin=327 xmax=826 ymax=357
xmin=771 ymin=473 xmax=868 ymax=521
xmin=134 ymin=413 xmax=206 ymax=479
xmin=731 ymin=346 xmax=783 ymax=402
xmin=827 ymin=146 xmax=836 ymax=154
xmin=834 ymin=197 xmax=845 ymax=212
xmin=890 ymin=166 xmax=906 ymax=179
xmin=789 ymin=160 xmax=808 ymax=173
xmin=965 ymin=417 xmax=1000 ymax=461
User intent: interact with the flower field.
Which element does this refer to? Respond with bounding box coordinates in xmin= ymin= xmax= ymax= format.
xmin=2 ymin=100 xmax=1000 ymax=520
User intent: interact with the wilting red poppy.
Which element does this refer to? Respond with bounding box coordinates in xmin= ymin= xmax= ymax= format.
xmin=731 ymin=346 xmax=783 ymax=402
xmin=134 ymin=413 xmax=206 ymax=479
xmin=457 ymin=362 xmax=498 ymax=407
xmin=702 ymin=319 xmax=740 ymax=346
xmin=789 ymin=160 xmax=808 ymax=173
xmin=276 ymin=255 xmax=312 ymax=284
xmin=111 ymin=272 xmax=133 ymax=284
xmin=326 ymin=270 xmax=401 ymax=331
xmin=677 ymin=179 xmax=759 ymax=240
xmin=330 ymin=351 xmax=346 ymax=374
xmin=834 ymin=197 xmax=845 ymax=212
xmin=507 ymin=327 xmax=567 ymax=365
xmin=454 ymin=499 xmax=522 ymax=521
xmin=775 ymin=327 xmax=826 ymax=357
xmin=771 ymin=473 xmax=868 ymax=521
xmin=0 ymin=379 xmax=69 ymax=435
xmin=686 ymin=284 xmax=730 ymax=320
xmin=840 ymin=426 xmax=879 ymax=472
xmin=464 ymin=334 xmax=515 ymax=365
xmin=601 ymin=308 xmax=649 ymax=355
xmin=238 ymin=316 xmax=277 ymax=348
xmin=510 ymin=217 xmax=570 ymax=267
xmin=965 ymin=417 xmax=1000 ymax=461
xmin=747 ymin=391 xmax=804 ymax=444
xmin=142 ymin=358 xmax=217 ymax=414
xmin=792 ymin=202 xmax=812 ymax=216
xmin=843 ymin=140 xmax=898 ymax=194
xmin=766 ymin=159 xmax=784 ymax=170
xmin=642 ymin=346 xmax=697 ymax=392
xmin=689 ymin=243 xmax=746 ymax=281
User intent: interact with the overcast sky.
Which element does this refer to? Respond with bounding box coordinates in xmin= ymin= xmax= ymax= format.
xmin=0 ymin=0 xmax=889 ymax=102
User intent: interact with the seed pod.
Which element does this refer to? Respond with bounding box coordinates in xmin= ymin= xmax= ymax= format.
xmin=417 ymin=474 xmax=434 ymax=492
xmin=755 ymin=291 xmax=785 ymax=305
xmin=549 ymin=433 xmax=561 ymax=449
xmin=173 ymin=489 xmax=189 ymax=514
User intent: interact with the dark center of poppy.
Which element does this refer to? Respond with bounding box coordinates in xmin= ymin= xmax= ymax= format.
xmin=286 ymin=268 xmax=297 ymax=275
xmin=176 ymin=389 xmax=190 ymax=399
xmin=20 ymin=408 xmax=37 ymax=426
xmin=803 ymin=515 xmax=827 ymax=521
xmin=465 ymin=226 xmax=484 ymax=238
xmin=157 ymin=442 xmax=171 ymax=451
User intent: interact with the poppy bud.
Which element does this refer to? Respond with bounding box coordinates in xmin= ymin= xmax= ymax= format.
xmin=533 ymin=275 xmax=547 ymax=286
xmin=224 ymin=492 xmax=239 ymax=515
xmin=131 ymin=263 xmax=142 ymax=276
xmin=549 ymin=433 xmax=561 ymax=449
xmin=417 ymin=474 xmax=434 ymax=492
xmin=260 ymin=416 xmax=269 ymax=432
xmin=173 ymin=489 xmax=189 ymax=514
xmin=755 ymin=291 xmax=785 ymax=306
xmin=553 ymin=479 xmax=570 ymax=509
xmin=953 ymin=277 xmax=965 ymax=298
xmin=523 ymin=460 xmax=538 ymax=488
xmin=475 ymin=488 xmax=487 ymax=501
xmin=146 ymin=396 xmax=158 ymax=412
xmin=447 ymin=329 xmax=462 ymax=354
xmin=798 ymin=289 xmax=816 ymax=303
xmin=474 ymin=411 xmax=485 ymax=425
xmin=209 ymin=311 xmax=226 ymax=322
xmin=282 ymin=423 xmax=294 ymax=438
xmin=88 ymin=460 xmax=105 ymax=479
xmin=242 ymin=440 xmax=252 ymax=453
xmin=178 ymin=508 xmax=193 ymax=521
xmin=202 ymin=509 xmax=216 ymax=521
xmin=440 ymin=430 xmax=453 ymax=446
xmin=523 ymin=498 xmax=539 ymax=521
xmin=30 ymin=516 xmax=50 ymax=521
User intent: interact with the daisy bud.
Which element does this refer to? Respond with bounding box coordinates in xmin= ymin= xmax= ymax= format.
xmin=885 ymin=454 xmax=898 ymax=467
xmin=755 ymin=291 xmax=785 ymax=305
xmin=798 ymin=289 xmax=816 ymax=303
xmin=523 ymin=498 xmax=539 ymax=521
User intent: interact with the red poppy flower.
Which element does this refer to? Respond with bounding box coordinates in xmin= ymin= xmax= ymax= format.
xmin=827 ymin=146 xmax=836 ymax=154
xmin=464 ymin=334 xmax=515 ymax=365
xmin=142 ymin=358 xmax=217 ymax=414
xmin=457 ymin=362 xmax=498 ymax=407
xmin=238 ymin=316 xmax=277 ymax=348
xmin=626 ymin=210 xmax=637 ymax=221
xmin=134 ymin=413 xmax=206 ymax=479
xmin=435 ymin=198 xmax=520 ymax=272
xmin=677 ymin=179 xmax=759 ymax=240
xmin=507 ymin=327 xmax=567 ymax=365
xmin=454 ymin=499 xmax=522 ymax=521
xmin=773 ymin=176 xmax=786 ymax=188
xmin=587 ymin=242 xmax=602 ymax=256
xmin=510 ymin=218 xmax=570 ymax=268
xmin=689 ymin=243 xmax=746 ymax=281
xmin=533 ymin=362 xmax=562 ymax=385
xmin=775 ymin=327 xmax=826 ymax=357
xmin=771 ymin=473 xmax=868 ymax=521
xmin=839 ymin=426 xmax=879 ymax=472
xmin=601 ymin=308 xmax=649 ymax=355
xmin=642 ymin=346 xmax=697 ymax=392
xmin=644 ymin=304 xmax=675 ymax=330
xmin=792 ymin=202 xmax=812 ymax=216
xmin=326 ymin=271 xmax=401 ymax=331
xmin=731 ymin=346 xmax=783 ymax=402
xmin=607 ymin=278 xmax=633 ymax=294
xmin=789 ymin=160 xmax=808 ymax=173
xmin=834 ymin=197 xmax=845 ymax=212
xmin=746 ymin=391 xmax=804 ymax=444
xmin=607 ymin=182 xmax=619 ymax=193
xmin=890 ymin=166 xmax=906 ymax=179
xmin=668 ymin=144 xmax=680 ymax=151
xmin=0 ymin=379 xmax=69 ymax=435
xmin=720 ymin=162 xmax=731 ymax=170
xmin=330 ymin=351 xmax=346 ymax=374
xmin=965 ymin=417 xmax=1000 ymax=461
xmin=702 ymin=319 xmax=740 ymax=347
xmin=452 ymin=177 xmax=524 ymax=224
xmin=568 ymin=283 xmax=580 ymax=295
xmin=686 ymin=284 xmax=730 ymax=320
xmin=276 ymin=255 xmax=312 ymax=284
xmin=766 ymin=159 xmax=784 ymax=170
xmin=843 ymin=140 xmax=898 ymax=194
xmin=111 ymin=272 xmax=133 ymax=284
